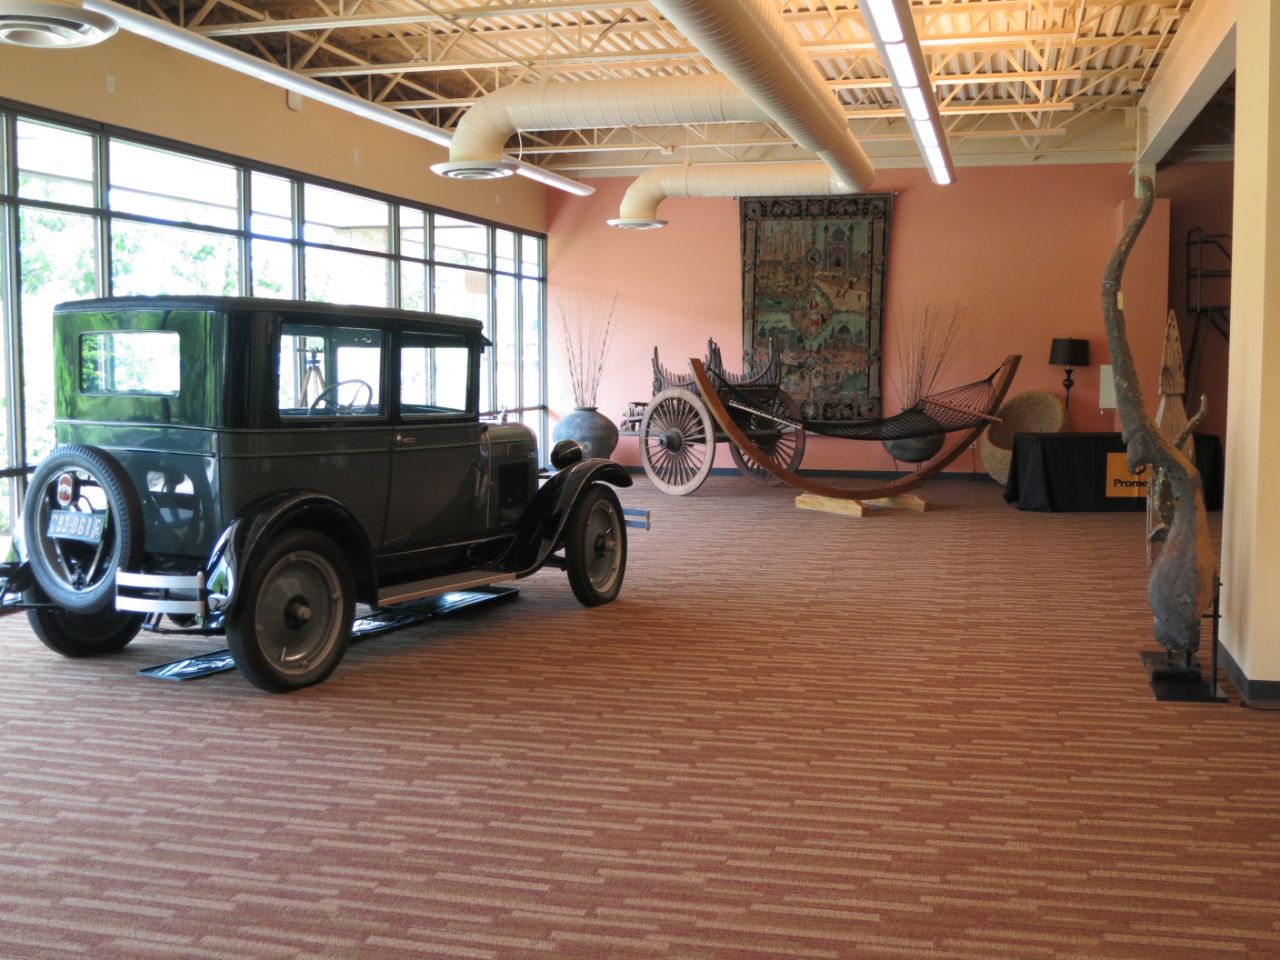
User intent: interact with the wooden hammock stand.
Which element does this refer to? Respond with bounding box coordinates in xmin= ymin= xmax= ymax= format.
xmin=690 ymin=354 xmax=1022 ymax=517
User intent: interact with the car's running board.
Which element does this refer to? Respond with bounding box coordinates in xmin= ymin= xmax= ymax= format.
xmin=377 ymin=570 xmax=516 ymax=607
xmin=139 ymin=586 xmax=520 ymax=682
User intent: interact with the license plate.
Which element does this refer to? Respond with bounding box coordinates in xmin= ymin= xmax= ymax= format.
xmin=47 ymin=510 xmax=107 ymax=544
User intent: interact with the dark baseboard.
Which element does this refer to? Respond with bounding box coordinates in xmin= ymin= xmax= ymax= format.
xmin=796 ymin=468 xmax=997 ymax=484
xmin=625 ymin=465 xmax=999 ymax=483
xmin=1218 ymin=644 xmax=1280 ymax=709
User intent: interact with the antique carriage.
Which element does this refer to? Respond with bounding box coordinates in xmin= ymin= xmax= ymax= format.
xmin=619 ymin=340 xmax=806 ymax=496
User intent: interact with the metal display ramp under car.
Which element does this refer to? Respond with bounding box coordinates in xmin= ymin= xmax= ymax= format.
xmin=137 ymin=586 xmax=521 ymax=681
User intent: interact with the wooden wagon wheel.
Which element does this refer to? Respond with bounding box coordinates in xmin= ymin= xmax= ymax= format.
xmin=639 ymin=388 xmax=716 ymax=496
xmin=729 ymin=389 xmax=806 ymax=486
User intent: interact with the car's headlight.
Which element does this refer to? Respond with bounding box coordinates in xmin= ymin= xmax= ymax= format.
xmin=549 ymin=439 xmax=584 ymax=470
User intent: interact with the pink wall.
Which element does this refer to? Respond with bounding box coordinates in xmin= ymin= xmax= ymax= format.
xmin=547 ymin=164 xmax=1175 ymax=472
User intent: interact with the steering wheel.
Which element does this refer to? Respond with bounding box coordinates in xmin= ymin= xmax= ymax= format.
xmin=308 ymin=379 xmax=373 ymax=415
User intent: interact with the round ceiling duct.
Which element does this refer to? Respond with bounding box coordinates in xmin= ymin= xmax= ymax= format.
xmin=0 ymin=0 xmax=117 ymax=47
xmin=606 ymin=218 xmax=668 ymax=231
xmin=430 ymin=159 xmax=518 ymax=181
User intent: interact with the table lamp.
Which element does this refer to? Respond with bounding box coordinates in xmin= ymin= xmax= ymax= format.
xmin=1049 ymin=337 xmax=1090 ymax=410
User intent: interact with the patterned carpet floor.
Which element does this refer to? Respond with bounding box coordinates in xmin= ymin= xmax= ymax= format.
xmin=0 ymin=476 xmax=1277 ymax=960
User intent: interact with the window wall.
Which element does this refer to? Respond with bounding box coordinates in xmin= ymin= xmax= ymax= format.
xmin=0 ymin=103 xmax=547 ymax=535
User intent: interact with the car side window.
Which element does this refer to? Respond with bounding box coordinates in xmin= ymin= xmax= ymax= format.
xmin=278 ymin=323 xmax=384 ymax=417
xmin=400 ymin=332 xmax=471 ymax=417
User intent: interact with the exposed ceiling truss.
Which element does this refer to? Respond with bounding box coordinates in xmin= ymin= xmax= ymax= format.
xmin=137 ymin=0 xmax=1201 ymax=177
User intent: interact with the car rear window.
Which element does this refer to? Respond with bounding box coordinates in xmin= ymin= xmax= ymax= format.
xmin=80 ymin=331 xmax=181 ymax=396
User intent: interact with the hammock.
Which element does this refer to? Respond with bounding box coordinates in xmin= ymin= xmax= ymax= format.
xmin=707 ymin=364 xmax=1003 ymax=442
xmin=691 ymin=355 xmax=1022 ymax=503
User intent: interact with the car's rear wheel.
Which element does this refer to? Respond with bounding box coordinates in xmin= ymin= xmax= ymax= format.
xmin=564 ymin=485 xmax=627 ymax=607
xmin=23 ymin=445 xmax=142 ymax=615
xmin=25 ymin=589 xmax=144 ymax=657
xmin=226 ymin=530 xmax=354 ymax=693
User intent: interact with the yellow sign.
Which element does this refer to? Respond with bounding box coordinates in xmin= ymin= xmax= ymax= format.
xmin=1106 ymin=452 xmax=1150 ymax=498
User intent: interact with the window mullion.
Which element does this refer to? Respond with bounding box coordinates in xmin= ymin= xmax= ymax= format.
xmin=95 ymin=133 xmax=110 ymax=296
xmin=539 ymin=257 xmax=548 ymax=450
xmin=2 ymin=112 xmax=25 ymax=478
xmin=389 ymin=203 xmax=400 ymax=309
xmin=426 ymin=211 xmax=435 ymax=313
xmin=238 ymin=167 xmax=251 ymax=296
xmin=292 ymin=178 xmax=304 ymax=301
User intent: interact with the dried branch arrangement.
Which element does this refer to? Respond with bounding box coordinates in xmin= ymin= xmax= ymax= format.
xmin=892 ymin=301 xmax=970 ymax=410
xmin=556 ymin=294 xmax=618 ymax=409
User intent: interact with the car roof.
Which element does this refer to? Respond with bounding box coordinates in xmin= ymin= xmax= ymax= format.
xmin=54 ymin=295 xmax=487 ymax=339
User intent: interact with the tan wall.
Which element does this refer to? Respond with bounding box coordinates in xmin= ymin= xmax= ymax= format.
xmin=1223 ymin=0 xmax=1280 ymax=684
xmin=0 ymin=30 xmax=546 ymax=232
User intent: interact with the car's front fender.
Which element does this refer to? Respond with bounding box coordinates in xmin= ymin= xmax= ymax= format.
xmin=503 ymin=459 xmax=632 ymax=576
xmin=206 ymin=491 xmax=376 ymax=616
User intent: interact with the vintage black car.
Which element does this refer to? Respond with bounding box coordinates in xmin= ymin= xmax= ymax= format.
xmin=3 ymin=296 xmax=632 ymax=692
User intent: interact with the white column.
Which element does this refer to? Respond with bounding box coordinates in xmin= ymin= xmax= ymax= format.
xmin=1221 ymin=0 xmax=1280 ymax=699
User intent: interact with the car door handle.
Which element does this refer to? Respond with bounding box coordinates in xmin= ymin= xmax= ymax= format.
xmin=394 ymin=433 xmax=417 ymax=446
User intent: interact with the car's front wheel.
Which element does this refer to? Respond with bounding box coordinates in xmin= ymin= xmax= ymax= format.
xmin=226 ymin=530 xmax=354 ymax=693
xmin=564 ymin=484 xmax=627 ymax=607
xmin=25 ymin=592 xmax=144 ymax=657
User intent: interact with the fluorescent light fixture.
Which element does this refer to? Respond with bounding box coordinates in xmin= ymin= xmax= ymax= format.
xmin=901 ymin=86 xmax=931 ymax=122
xmin=884 ymin=42 xmax=918 ymax=88
xmin=858 ymin=0 xmax=954 ymax=186
xmin=85 ymin=0 xmax=453 ymax=144
xmin=516 ymin=162 xmax=596 ymax=197
xmin=81 ymin=0 xmax=594 ymax=196
xmin=912 ymin=119 xmax=939 ymax=149
xmin=862 ymin=0 xmax=904 ymax=43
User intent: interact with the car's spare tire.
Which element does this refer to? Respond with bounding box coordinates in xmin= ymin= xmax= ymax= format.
xmin=23 ymin=445 xmax=143 ymax=615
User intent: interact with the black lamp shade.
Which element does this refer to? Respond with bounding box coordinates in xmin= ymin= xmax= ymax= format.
xmin=1049 ymin=337 xmax=1090 ymax=367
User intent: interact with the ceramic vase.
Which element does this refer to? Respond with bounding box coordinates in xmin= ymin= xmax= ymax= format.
xmin=553 ymin=407 xmax=619 ymax=459
xmin=882 ymin=432 xmax=945 ymax=464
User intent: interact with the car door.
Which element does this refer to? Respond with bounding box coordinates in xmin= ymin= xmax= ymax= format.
xmin=225 ymin=318 xmax=394 ymax=548
xmin=381 ymin=328 xmax=488 ymax=555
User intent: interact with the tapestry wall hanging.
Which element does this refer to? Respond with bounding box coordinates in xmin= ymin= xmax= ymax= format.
xmin=740 ymin=194 xmax=892 ymax=421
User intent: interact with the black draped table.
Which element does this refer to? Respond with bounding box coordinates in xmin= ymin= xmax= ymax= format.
xmin=1003 ymin=432 xmax=1224 ymax=512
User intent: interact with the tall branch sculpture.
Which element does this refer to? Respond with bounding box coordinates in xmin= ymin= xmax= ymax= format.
xmin=1102 ymin=177 xmax=1214 ymax=656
